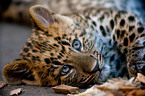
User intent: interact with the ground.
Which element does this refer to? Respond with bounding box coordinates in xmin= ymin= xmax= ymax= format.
xmin=0 ymin=23 xmax=86 ymax=96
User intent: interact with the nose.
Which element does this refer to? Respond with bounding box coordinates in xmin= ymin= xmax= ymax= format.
xmin=70 ymin=52 xmax=100 ymax=73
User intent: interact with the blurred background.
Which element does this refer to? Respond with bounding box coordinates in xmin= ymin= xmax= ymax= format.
xmin=0 ymin=23 xmax=31 ymax=80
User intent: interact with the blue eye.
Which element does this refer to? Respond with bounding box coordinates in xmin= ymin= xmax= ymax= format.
xmin=61 ymin=65 xmax=71 ymax=75
xmin=72 ymin=39 xmax=81 ymax=50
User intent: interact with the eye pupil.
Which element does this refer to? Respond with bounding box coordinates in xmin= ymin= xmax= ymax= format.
xmin=74 ymin=42 xmax=78 ymax=46
xmin=74 ymin=42 xmax=79 ymax=47
xmin=63 ymin=66 xmax=67 ymax=70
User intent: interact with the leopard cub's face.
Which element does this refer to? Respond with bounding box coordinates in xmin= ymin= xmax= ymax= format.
xmin=3 ymin=5 xmax=104 ymax=87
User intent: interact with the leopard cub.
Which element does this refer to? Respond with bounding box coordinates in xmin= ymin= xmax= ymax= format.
xmin=3 ymin=5 xmax=145 ymax=87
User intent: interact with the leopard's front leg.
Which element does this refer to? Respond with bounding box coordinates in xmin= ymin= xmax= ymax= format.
xmin=109 ymin=11 xmax=145 ymax=78
xmin=127 ymin=37 xmax=145 ymax=77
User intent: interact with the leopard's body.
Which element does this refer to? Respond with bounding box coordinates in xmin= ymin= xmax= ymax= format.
xmin=2 ymin=1 xmax=145 ymax=87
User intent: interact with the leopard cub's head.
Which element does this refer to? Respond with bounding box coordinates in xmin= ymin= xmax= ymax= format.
xmin=3 ymin=5 xmax=104 ymax=87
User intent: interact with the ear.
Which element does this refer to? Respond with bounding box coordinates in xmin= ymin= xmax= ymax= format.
xmin=3 ymin=60 xmax=40 ymax=85
xmin=29 ymin=5 xmax=54 ymax=30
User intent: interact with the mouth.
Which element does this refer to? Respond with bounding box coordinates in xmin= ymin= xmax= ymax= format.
xmin=88 ymin=52 xmax=104 ymax=74
xmin=92 ymin=61 xmax=101 ymax=72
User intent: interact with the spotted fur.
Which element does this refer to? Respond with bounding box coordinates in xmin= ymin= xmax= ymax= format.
xmin=3 ymin=4 xmax=145 ymax=87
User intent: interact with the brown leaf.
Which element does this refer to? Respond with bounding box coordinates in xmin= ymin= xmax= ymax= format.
xmin=52 ymin=84 xmax=79 ymax=94
xmin=10 ymin=88 xmax=23 ymax=96
xmin=135 ymin=73 xmax=145 ymax=84
xmin=127 ymin=90 xmax=145 ymax=96
xmin=67 ymin=86 xmax=114 ymax=96
xmin=118 ymin=86 xmax=139 ymax=92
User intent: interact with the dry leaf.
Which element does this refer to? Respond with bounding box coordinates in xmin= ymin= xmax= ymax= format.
xmin=69 ymin=77 xmax=138 ymax=96
xmin=68 ymin=86 xmax=113 ymax=96
xmin=94 ymin=77 xmax=135 ymax=91
xmin=65 ymin=74 xmax=145 ymax=96
xmin=52 ymin=84 xmax=79 ymax=94
xmin=127 ymin=89 xmax=145 ymax=96
xmin=0 ymin=81 xmax=7 ymax=88
xmin=135 ymin=73 xmax=145 ymax=84
xmin=10 ymin=88 xmax=23 ymax=96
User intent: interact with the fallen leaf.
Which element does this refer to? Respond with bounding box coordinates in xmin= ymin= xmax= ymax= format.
xmin=135 ymin=73 xmax=145 ymax=84
xmin=94 ymin=77 xmax=135 ymax=92
xmin=68 ymin=86 xmax=113 ymax=96
xmin=52 ymin=84 xmax=79 ymax=94
xmin=65 ymin=74 xmax=145 ymax=96
xmin=127 ymin=89 xmax=145 ymax=96
xmin=68 ymin=77 xmax=140 ymax=96
xmin=10 ymin=88 xmax=23 ymax=96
